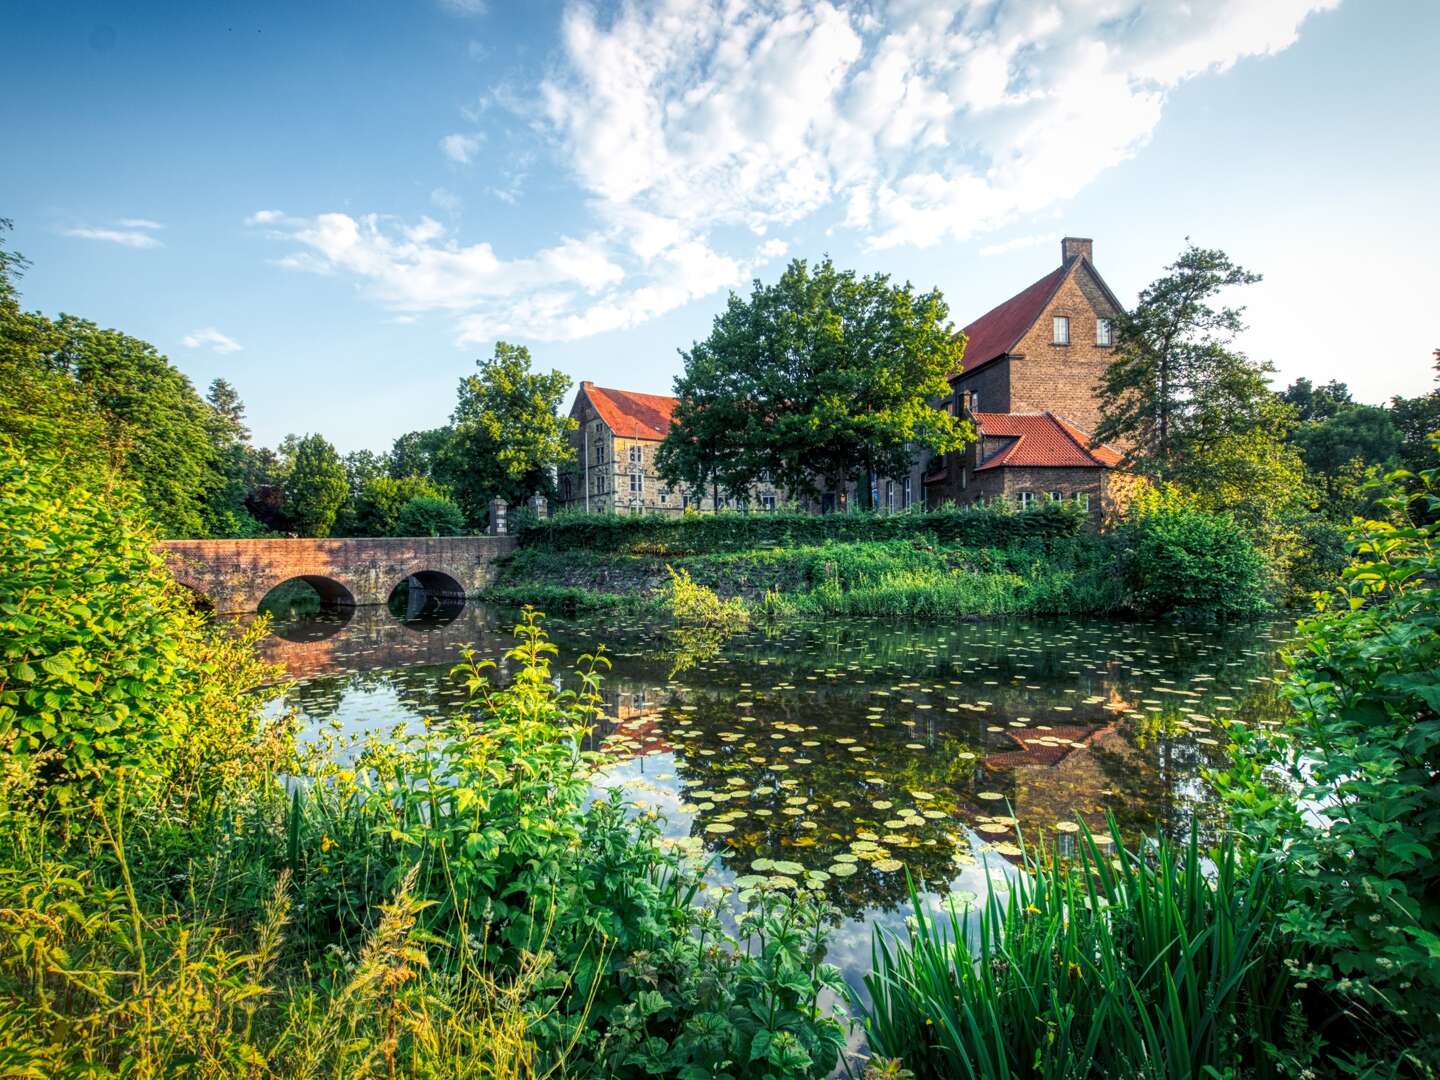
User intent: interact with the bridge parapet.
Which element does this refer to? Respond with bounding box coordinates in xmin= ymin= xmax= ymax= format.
xmin=158 ymin=535 xmax=518 ymax=614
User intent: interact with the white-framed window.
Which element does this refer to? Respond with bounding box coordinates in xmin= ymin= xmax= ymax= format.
xmin=1052 ymin=316 xmax=1070 ymax=345
xmin=1096 ymin=318 xmax=1113 ymax=346
xmin=659 ymin=487 xmax=669 ymax=504
xmin=1048 ymin=490 xmax=1062 ymax=502
xmin=1017 ymin=491 xmax=1035 ymax=509
xmin=1075 ymin=492 xmax=1091 ymax=512
xmin=903 ymin=476 xmax=912 ymax=508
xmin=628 ymin=445 xmax=643 ymax=465
xmin=630 ymin=472 xmax=643 ymax=494
xmin=761 ymin=493 xmax=776 ymax=511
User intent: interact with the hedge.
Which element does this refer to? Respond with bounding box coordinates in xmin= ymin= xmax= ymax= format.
xmin=516 ymin=500 xmax=1085 ymax=555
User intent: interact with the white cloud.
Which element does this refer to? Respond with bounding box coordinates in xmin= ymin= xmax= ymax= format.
xmin=439 ymin=132 xmax=484 ymax=164
xmin=430 ymin=187 xmax=462 ymax=214
xmin=438 ymin=0 xmax=486 ymax=14
xmin=181 ymin=327 xmax=243 ymax=354
xmin=62 ymin=224 xmax=163 ymax=248
xmin=115 ymin=218 xmax=164 ymax=230
xmin=250 ymin=0 xmax=1336 ymax=344
xmin=246 ymin=209 xmax=285 ymax=226
xmin=539 ymin=0 xmax=1338 ymax=252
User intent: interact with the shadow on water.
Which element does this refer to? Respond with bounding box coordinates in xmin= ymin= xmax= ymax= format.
xmin=246 ymin=601 xmax=1293 ymax=1000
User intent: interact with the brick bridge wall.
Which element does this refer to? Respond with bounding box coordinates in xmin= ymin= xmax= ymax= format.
xmin=158 ymin=535 xmax=518 ymax=614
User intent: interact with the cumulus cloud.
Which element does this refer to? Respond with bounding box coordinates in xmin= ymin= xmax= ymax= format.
xmin=439 ymin=132 xmax=484 ymax=164
xmin=245 ymin=209 xmax=286 ymax=226
xmin=252 ymin=0 xmax=1336 ymax=342
xmin=539 ymin=0 xmax=1338 ymax=251
xmin=181 ymin=327 xmax=243 ymax=354
xmin=62 ymin=219 xmax=164 ymax=248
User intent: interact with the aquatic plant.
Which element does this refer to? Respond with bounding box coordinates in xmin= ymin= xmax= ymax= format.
xmin=858 ymin=818 xmax=1297 ymax=1079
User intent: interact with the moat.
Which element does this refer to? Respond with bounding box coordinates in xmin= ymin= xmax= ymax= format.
xmin=253 ymin=602 xmax=1292 ymax=995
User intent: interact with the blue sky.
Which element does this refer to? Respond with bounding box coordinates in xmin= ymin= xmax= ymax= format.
xmin=4 ymin=0 xmax=1437 ymax=453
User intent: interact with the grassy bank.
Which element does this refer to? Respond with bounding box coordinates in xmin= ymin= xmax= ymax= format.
xmin=488 ymin=498 xmax=1266 ymax=621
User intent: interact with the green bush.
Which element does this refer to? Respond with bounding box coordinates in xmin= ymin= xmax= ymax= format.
xmin=1218 ymin=456 xmax=1440 ymax=1069
xmin=0 ymin=441 xmax=279 ymax=808
xmin=519 ymin=500 xmax=1084 ymax=555
xmin=1117 ymin=494 xmax=1270 ymax=619
xmin=394 ymin=493 xmax=466 ymax=536
xmin=860 ymin=820 xmax=1299 ymax=1079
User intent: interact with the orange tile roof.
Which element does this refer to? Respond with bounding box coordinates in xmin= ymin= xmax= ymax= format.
xmin=582 ymin=382 xmax=678 ymax=441
xmin=956 ymin=265 xmax=1067 ymax=378
xmin=973 ymin=411 xmax=1124 ymax=471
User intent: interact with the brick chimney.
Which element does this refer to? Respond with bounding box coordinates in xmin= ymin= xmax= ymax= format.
xmin=1061 ymin=237 xmax=1093 ymax=264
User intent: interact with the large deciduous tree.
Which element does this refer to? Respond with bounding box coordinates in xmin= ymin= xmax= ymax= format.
xmin=282 ymin=433 xmax=348 ymax=537
xmin=657 ymin=257 xmax=971 ymax=508
xmin=441 ymin=342 xmax=575 ymax=523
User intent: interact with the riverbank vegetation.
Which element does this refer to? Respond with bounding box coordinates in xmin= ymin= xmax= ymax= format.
xmin=489 ymin=496 xmax=1270 ymax=623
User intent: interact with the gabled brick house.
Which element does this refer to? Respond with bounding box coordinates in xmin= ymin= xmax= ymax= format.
xmin=923 ymin=237 xmax=1132 ymax=519
xmin=553 ymin=382 xmax=783 ymax=515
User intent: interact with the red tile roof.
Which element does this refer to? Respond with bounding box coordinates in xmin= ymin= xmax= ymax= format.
xmin=972 ymin=411 xmax=1123 ymax=471
xmin=957 ymin=264 xmax=1067 ymax=378
xmin=582 ymin=383 xmax=678 ymax=441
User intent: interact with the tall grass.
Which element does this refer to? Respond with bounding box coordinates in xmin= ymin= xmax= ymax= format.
xmin=858 ymin=819 xmax=1295 ymax=1079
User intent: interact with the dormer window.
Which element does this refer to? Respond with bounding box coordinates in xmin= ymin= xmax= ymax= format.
xmin=1096 ymin=318 xmax=1113 ymax=346
xmin=1052 ymin=316 xmax=1070 ymax=345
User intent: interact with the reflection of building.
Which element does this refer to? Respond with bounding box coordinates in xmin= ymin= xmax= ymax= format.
xmin=593 ymin=685 xmax=676 ymax=759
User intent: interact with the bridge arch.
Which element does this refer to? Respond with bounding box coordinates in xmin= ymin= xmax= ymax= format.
xmin=258 ymin=576 xmax=356 ymax=642
xmin=387 ymin=570 xmax=466 ymax=627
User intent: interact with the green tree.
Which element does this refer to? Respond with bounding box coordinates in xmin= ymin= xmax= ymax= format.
xmin=1391 ymin=349 xmax=1440 ymax=476
xmin=658 ymin=257 xmax=971 ymax=508
xmin=388 ymin=427 xmax=453 ymax=481
xmin=442 ymin=341 xmax=576 ymax=522
xmin=1280 ymin=377 xmax=1354 ymax=422
xmin=394 ymin=493 xmax=466 ymax=536
xmin=1291 ymin=402 xmax=1401 ymax=513
xmin=349 ymin=474 xmax=447 ymax=536
xmin=282 ymin=433 xmax=348 ymax=537
xmin=202 ymin=377 xmax=269 ymax=537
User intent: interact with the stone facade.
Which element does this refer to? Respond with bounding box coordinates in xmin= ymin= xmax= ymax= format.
xmin=158 ymin=535 xmax=517 ymax=614
xmin=554 ymin=383 xmax=784 ymax=515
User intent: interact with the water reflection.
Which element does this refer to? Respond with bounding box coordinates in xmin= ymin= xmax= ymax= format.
xmin=254 ymin=603 xmax=1291 ymax=990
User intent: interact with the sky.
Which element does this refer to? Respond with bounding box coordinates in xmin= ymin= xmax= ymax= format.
xmin=4 ymin=0 xmax=1437 ymax=453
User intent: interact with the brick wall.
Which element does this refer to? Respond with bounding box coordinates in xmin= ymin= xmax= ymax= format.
xmin=1008 ymin=261 xmax=1120 ymax=434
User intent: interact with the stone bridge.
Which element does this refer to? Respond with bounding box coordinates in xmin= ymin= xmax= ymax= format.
xmin=158 ymin=535 xmax=518 ymax=614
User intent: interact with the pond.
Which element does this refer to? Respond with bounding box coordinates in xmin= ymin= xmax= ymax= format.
xmin=252 ymin=601 xmax=1293 ymax=1003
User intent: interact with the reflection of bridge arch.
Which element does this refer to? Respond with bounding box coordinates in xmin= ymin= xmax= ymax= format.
xmin=388 ymin=570 xmax=466 ymax=628
xmin=157 ymin=536 xmax=516 ymax=614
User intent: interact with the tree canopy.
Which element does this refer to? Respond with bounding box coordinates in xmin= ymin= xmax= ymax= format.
xmin=282 ymin=433 xmax=348 ymax=537
xmin=441 ymin=341 xmax=576 ymax=522
xmin=657 ymin=257 xmax=971 ymax=507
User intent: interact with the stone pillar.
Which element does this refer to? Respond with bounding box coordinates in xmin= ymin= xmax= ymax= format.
xmin=488 ymin=499 xmax=508 ymax=535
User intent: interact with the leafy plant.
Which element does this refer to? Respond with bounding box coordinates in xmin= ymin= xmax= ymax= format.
xmin=859 ymin=819 xmax=1297 ymax=1079
xmin=1217 ymin=449 xmax=1440 ymax=1069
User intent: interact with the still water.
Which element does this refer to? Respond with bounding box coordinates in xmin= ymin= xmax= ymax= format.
xmin=252 ymin=600 xmax=1292 ymax=996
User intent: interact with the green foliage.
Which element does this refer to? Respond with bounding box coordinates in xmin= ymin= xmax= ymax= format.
xmin=0 ymin=441 xmax=279 ymax=807
xmin=860 ymin=821 xmax=1300 ymax=1080
xmin=282 ymin=432 xmax=348 ymax=537
xmin=388 ymin=425 xmax=454 ymax=481
xmin=347 ymin=473 xmax=447 ymax=536
xmin=484 ymin=582 xmax=644 ymax=614
xmin=657 ymin=256 xmax=972 ymax=507
xmin=1115 ymin=489 xmax=1270 ymax=620
xmin=443 ymin=341 xmax=576 ymax=522
xmin=1389 ymin=351 xmax=1440 ymax=478
xmin=1217 ymin=452 xmax=1440 ymax=1067
xmin=520 ymin=501 xmax=1083 ymax=555
xmin=662 ymin=565 xmax=750 ymax=629
xmin=394 ymin=493 xmax=466 ymax=536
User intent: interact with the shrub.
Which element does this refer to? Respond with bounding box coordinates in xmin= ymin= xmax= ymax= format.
xmin=519 ymin=501 xmax=1084 ymax=555
xmin=348 ymin=474 xmax=447 ymax=536
xmin=859 ymin=820 xmax=1298 ymax=1079
xmin=1218 ymin=455 xmax=1440 ymax=1068
xmin=0 ymin=441 xmax=279 ymax=808
xmin=662 ymin=564 xmax=750 ymax=629
xmin=1117 ymin=489 xmax=1270 ymax=619
xmin=394 ymin=493 xmax=466 ymax=536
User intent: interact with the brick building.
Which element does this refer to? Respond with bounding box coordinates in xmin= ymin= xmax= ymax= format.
xmin=553 ymin=382 xmax=784 ymax=515
xmin=923 ymin=237 xmax=1131 ymax=519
